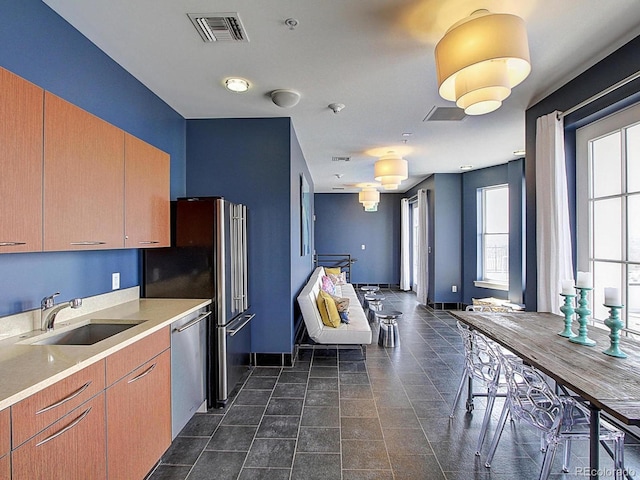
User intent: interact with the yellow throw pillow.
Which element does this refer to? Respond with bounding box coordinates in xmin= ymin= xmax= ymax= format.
xmin=317 ymin=290 xmax=341 ymax=328
xmin=324 ymin=267 xmax=341 ymax=276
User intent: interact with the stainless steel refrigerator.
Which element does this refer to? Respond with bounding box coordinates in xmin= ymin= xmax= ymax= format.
xmin=142 ymin=197 xmax=253 ymax=408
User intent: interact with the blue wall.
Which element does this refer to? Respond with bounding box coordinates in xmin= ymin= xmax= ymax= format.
xmin=314 ymin=193 xmax=402 ymax=285
xmin=186 ymin=118 xmax=312 ymax=354
xmin=524 ymin=35 xmax=640 ymax=310
xmin=0 ymin=0 xmax=186 ymax=317
xmin=461 ymin=160 xmax=524 ymax=306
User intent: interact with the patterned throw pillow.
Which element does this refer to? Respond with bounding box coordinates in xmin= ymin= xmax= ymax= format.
xmin=321 ymin=275 xmax=335 ymax=295
xmin=328 ymin=272 xmax=346 ymax=285
xmin=330 ymin=294 xmax=350 ymax=313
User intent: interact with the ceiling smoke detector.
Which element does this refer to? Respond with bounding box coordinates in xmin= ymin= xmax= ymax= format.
xmin=328 ymin=103 xmax=345 ymax=114
xmin=187 ymin=13 xmax=249 ymax=43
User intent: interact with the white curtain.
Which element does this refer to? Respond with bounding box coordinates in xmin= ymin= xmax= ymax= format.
xmin=416 ymin=189 xmax=429 ymax=305
xmin=536 ymin=111 xmax=574 ymax=314
xmin=400 ymin=198 xmax=411 ymax=290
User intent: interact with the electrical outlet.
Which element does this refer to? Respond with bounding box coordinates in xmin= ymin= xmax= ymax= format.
xmin=451 ymin=285 xmax=457 ymax=293
xmin=361 ymin=244 xmax=366 ymax=250
xmin=112 ymin=272 xmax=120 ymax=290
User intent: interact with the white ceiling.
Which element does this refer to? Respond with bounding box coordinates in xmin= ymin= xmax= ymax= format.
xmin=43 ymin=0 xmax=640 ymax=193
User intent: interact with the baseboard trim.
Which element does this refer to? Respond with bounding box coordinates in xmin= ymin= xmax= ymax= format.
xmin=251 ymin=352 xmax=294 ymax=367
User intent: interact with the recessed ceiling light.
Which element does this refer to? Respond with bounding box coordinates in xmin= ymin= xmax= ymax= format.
xmin=460 ymin=165 xmax=473 ymax=170
xmin=513 ymin=149 xmax=526 ymax=156
xmin=402 ymin=132 xmax=413 ymax=137
xmin=225 ymin=78 xmax=250 ymax=93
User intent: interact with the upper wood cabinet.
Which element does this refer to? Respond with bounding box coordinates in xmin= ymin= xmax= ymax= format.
xmin=0 ymin=67 xmax=44 ymax=253
xmin=43 ymin=92 xmax=125 ymax=251
xmin=124 ymin=134 xmax=170 ymax=248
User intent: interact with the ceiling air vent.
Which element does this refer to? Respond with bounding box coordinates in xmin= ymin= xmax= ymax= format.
xmin=331 ymin=156 xmax=351 ymax=162
xmin=187 ymin=13 xmax=249 ymax=43
xmin=424 ymin=106 xmax=466 ymax=122
xmin=332 ymin=187 xmax=346 ymax=190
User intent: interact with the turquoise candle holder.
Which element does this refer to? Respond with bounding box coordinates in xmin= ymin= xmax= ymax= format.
xmin=569 ymin=286 xmax=596 ymax=346
xmin=558 ymin=293 xmax=576 ymax=338
xmin=603 ymin=304 xmax=627 ymax=358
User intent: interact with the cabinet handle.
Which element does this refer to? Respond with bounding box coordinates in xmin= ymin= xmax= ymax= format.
xmin=36 ymin=381 xmax=92 ymax=415
xmin=0 ymin=242 xmax=26 ymax=246
xmin=127 ymin=362 xmax=156 ymax=384
xmin=35 ymin=406 xmax=92 ymax=447
xmin=69 ymin=241 xmax=106 ymax=246
xmin=138 ymin=241 xmax=160 ymax=245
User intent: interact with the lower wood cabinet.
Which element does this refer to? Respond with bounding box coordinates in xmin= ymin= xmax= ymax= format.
xmin=1 ymin=407 xmax=9 ymax=479
xmin=6 ymin=328 xmax=172 ymax=479
xmin=0 ymin=454 xmax=9 ymax=480
xmin=11 ymin=393 xmax=106 ymax=480
xmin=106 ymin=348 xmax=171 ymax=480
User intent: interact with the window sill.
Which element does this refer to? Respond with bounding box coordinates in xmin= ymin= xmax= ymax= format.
xmin=474 ymin=280 xmax=508 ymax=291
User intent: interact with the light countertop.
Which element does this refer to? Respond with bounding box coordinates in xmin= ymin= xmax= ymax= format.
xmin=0 ymin=297 xmax=211 ymax=411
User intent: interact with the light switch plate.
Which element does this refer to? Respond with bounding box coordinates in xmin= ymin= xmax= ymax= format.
xmin=112 ymin=272 xmax=120 ymax=290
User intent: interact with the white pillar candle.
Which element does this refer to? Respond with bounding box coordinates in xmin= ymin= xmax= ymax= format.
xmin=561 ymin=280 xmax=574 ymax=295
xmin=576 ymin=271 xmax=592 ymax=288
xmin=604 ymin=287 xmax=621 ymax=306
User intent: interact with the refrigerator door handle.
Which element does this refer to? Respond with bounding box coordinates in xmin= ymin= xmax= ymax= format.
xmin=173 ymin=311 xmax=211 ymax=333
xmin=227 ymin=314 xmax=255 ymax=336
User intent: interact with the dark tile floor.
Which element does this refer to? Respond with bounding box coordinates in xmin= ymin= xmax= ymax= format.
xmin=147 ymin=290 xmax=640 ymax=480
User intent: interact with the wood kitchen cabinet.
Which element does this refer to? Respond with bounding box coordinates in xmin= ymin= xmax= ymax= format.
xmin=106 ymin=327 xmax=171 ymax=480
xmin=10 ymin=360 xmax=106 ymax=480
xmin=0 ymin=67 xmax=44 ymax=253
xmin=12 ymin=393 xmax=106 ymax=480
xmin=11 ymin=360 xmax=105 ymax=448
xmin=124 ymin=133 xmax=170 ymax=248
xmin=43 ymin=92 xmax=125 ymax=251
xmin=1 ymin=407 xmax=9 ymax=479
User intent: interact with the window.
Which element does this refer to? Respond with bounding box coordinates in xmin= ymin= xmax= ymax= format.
xmin=476 ymin=185 xmax=509 ymax=290
xmin=577 ymin=102 xmax=640 ymax=332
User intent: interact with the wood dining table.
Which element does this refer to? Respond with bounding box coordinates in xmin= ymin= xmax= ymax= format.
xmin=450 ymin=310 xmax=640 ymax=479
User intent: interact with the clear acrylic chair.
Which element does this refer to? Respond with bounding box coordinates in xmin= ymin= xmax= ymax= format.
xmin=485 ymin=351 xmax=626 ymax=480
xmin=450 ymin=321 xmax=505 ymax=455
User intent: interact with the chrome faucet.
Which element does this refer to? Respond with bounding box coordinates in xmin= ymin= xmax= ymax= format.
xmin=41 ymin=292 xmax=83 ymax=331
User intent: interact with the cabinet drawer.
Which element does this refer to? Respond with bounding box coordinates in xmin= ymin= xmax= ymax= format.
xmin=12 ymin=393 xmax=106 ymax=480
xmin=106 ymin=327 xmax=169 ymax=386
xmin=0 ymin=408 xmax=9 ymax=455
xmin=11 ymin=360 xmax=105 ymax=448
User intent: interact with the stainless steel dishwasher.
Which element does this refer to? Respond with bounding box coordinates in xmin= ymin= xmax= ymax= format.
xmin=170 ymin=308 xmax=210 ymax=439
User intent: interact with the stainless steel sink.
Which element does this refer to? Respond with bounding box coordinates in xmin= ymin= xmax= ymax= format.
xmin=29 ymin=321 xmax=143 ymax=346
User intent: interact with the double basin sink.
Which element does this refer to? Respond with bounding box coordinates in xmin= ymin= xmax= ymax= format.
xmin=20 ymin=320 xmax=145 ymax=346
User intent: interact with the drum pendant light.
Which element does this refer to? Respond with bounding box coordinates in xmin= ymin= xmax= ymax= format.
xmin=358 ymin=187 xmax=380 ymax=210
xmin=435 ymin=10 xmax=531 ymax=115
xmin=374 ymin=153 xmax=408 ymax=190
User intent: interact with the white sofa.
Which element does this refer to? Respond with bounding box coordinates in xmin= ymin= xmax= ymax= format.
xmin=297 ymin=267 xmax=372 ymax=347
